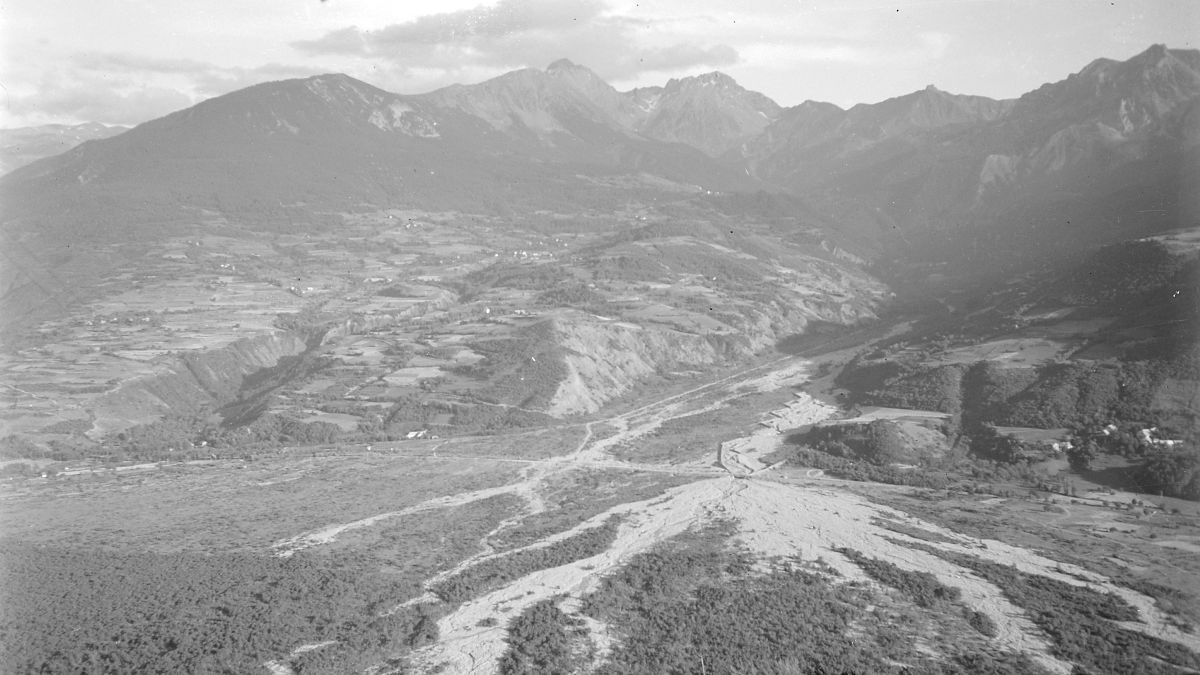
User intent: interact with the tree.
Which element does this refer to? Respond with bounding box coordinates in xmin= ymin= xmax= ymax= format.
xmin=1067 ymin=439 xmax=1100 ymax=471
xmin=1137 ymin=447 xmax=1200 ymax=500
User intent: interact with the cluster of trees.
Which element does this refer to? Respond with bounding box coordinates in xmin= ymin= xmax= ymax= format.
xmin=0 ymin=544 xmax=438 ymax=673
xmin=459 ymin=262 xmax=572 ymax=302
xmin=534 ymin=283 xmax=608 ymax=312
xmin=789 ymin=442 xmax=1049 ymax=493
xmin=1059 ymin=240 xmax=1188 ymax=307
xmin=433 ymin=518 xmax=620 ymax=604
xmin=1135 ymin=446 xmax=1200 ymax=500
xmin=838 ymin=547 xmax=999 ymax=638
xmin=840 ymin=361 xmax=966 ymax=416
xmin=789 ymin=447 xmax=954 ymax=490
xmin=839 ymin=351 xmax=1186 ymax=440
xmin=498 ymin=600 xmax=583 ymax=675
xmin=968 ymin=425 xmax=1051 ymax=464
xmin=569 ymin=526 xmax=1040 ymax=674
xmin=900 ymin=540 xmax=1200 ymax=675
xmin=837 ymin=548 xmax=961 ymax=609
xmin=796 ymin=420 xmax=913 ymax=466
xmin=585 ymin=253 xmax=668 ymax=284
xmin=833 ymin=350 xmax=1200 ymax=501
xmin=452 ymin=321 xmax=568 ymax=410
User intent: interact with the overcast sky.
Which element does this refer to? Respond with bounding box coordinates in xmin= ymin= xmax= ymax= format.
xmin=2 ymin=0 xmax=1195 ymax=127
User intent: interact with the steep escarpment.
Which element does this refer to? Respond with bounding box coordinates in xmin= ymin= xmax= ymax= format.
xmin=91 ymin=331 xmax=308 ymax=436
xmin=547 ymin=318 xmax=727 ymax=417
xmin=547 ymin=295 xmax=880 ymax=417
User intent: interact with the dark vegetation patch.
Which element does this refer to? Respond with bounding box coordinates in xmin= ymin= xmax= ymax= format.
xmin=797 ymin=419 xmax=923 ymax=465
xmin=965 ymin=609 xmax=1000 ymax=638
xmin=432 ymin=517 xmax=622 ymax=604
xmin=774 ymin=320 xmax=853 ymax=355
xmin=893 ymin=539 xmax=1200 ymax=675
xmin=533 ymin=283 xmax=609 ymax=312
xmin=0 ymin=545 xmax=437 ymax=674
xmin=1058 ymin=240 xmax=1190 ymax=308
xmin=1113 ymin=577 xmax=1200 ymax=635
xmin=490 ymin=471 xmax=688 ymax=551
xmin=787 ymin=445 xmax=1043 ymax=493
xmin=536 ymin=524 xmax=1045 ymax=675
xmin=453 ymin=320 xmax=568 ymax=410
xmin=831 ymin=348 xmax=1199 ymax=499
xmin=460 ymin=262 xmax=573 ymax=301
xmin=616 ymin=403 xmax=761 ymax=463
xmin=837 ymin=361 xmax=966 ymax=415
xmin=838 ymin=547 xmax=962 ymax=608
xmin=498 ymin=600 xmax=585 ymax=675
xmin=871 ymin=517 xmax=959 ymax=545
xmin=1135 ymin=448 xmax=1200 ymax=501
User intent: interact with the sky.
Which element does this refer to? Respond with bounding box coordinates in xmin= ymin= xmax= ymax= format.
xmin=1 ymin=0 xmax=1196 ymax=127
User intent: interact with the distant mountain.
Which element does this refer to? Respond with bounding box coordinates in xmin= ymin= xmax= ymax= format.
xmin=633 ymin=71 xmax=782 ymax=157
xmin=426 ymin=61 xmax=782 ymax=157
xmin=742 ymin=44 xmax=1200 ymax=272
xmin=0 ymin=122 xmax=128 ymax=175
xmin=2 ymin=45 xmax=1196 ymax=276
xmin=425 ymin=59 xmax=639 ymax=143
xmin=0 ymin=69 xmax=760 ymax=245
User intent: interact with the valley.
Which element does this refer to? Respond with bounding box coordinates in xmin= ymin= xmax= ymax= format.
xmin=1 ymin=38 xmax=1198 ymax=675
xmin=3 ymin=344 xmax=1198 ymax=674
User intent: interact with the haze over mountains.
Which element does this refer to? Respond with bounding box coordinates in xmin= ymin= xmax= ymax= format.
xmin=0 ymin=122 xmax=128 ymax=175
xmin=4 ymin=45 xmax=1196 ymax=258
xmin=0 ymin=43 xmax=1196 ymax=397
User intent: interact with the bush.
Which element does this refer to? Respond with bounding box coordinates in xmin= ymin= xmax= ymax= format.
xmin=432 ymin=518 xmax=621 ymax=604
xmin=0 ymin=545 xmax=439 ymax=673
xmin=964 ymin=609 xmax=998 ymax=637
xmin=1135 ymin=446 xmax=1200 ymax=501
xmin=498 ymin=600 xmax=582 ymax=675
xmin=838 ymin=548 xmax=961 ymax=608
xmin=896 ymin=540 xmax=1200 ymax=675
xmin=578 ymin=525 xmax=1041 ymax=674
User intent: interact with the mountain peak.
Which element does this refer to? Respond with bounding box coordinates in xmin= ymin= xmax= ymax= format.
xmin=1018 ymin=43 xmax=1200 ymax=133
xmin=305 ymin=72 xmax=355 ymax=84
xmin=546 ymin=58 xmax=582 ymax=72
xmin=1135 ymin=43 xmax=1170 ymax=64
xmin=665 ymin=71 xmax=741 ymax=93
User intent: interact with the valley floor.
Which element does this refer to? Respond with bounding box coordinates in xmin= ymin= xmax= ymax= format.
xmin=2 ymin=350 xmax=1198 ymax=675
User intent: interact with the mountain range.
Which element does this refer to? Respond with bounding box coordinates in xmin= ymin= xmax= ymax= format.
xmin=1 ymin=44 xmax=1197 ymax=334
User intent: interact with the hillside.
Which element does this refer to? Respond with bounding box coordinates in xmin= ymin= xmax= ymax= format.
xmin=1 ymin=41 xmax=1199 ymax=675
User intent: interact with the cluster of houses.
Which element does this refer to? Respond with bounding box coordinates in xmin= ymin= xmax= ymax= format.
xmin=1134 ymin=426 xmax=1185 ymax=448
xmin=1008 ymin=422 xmax=1186 ymax=456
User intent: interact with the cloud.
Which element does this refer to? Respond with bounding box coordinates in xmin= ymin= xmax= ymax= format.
xmin=4 ymin=71 xmax=194 ymax=126
xmin=68 ymin=53 xmax=317 ymax=98
xmin=6 ymin=55 xmax=320 ymax=126
xmin=292 ymin=0 xmax=738 ymax=82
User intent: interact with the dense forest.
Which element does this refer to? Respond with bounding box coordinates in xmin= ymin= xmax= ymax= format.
xmin=828 ymin=349 xmax=1200 ymax=499
xmin=896 ymin=539 xmax=1200 ymax=675
xmin=492 ymin=524 xmax=1045 ymax=674
xmin=0 ymin=545 xmax=437 ymax=674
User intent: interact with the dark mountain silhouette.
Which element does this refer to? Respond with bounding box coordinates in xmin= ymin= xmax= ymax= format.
xmin=0 ymin=69 xmax=760 ymax=244
xmin=2 ymin=45 xmax=1196 ymax=276
xmin=739 ymin=44 xmax=1199 ymax=272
